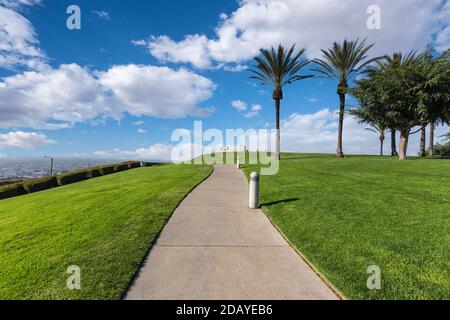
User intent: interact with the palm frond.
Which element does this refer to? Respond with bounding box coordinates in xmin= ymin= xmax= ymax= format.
xmin=313 ymin=38 xmax=377 ymax=85
xmin=248 ymin=44 xmax=312 ymax=93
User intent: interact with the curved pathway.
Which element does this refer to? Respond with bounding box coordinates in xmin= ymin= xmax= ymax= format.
xmin=125 ymin=165 xmax=338 ymax=300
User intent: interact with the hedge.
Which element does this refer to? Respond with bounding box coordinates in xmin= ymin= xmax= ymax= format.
xmin=0 ymin=160 xmax=145 ymax=200
xmin=100 ymin=165 xmax=116 ymax=175
xmin=0 ymin=184 xmax=28 ymax=200
xmin=57 ymin=169 xmax=90 ymax=186
xmin=129 ymin=161 xmax=141 ymax=169
xmin=89 ymin=167 xmax=102 ymax=178
xmin=23 ymin=176 xmax=58 ymax=193
xmin=140 ymin=162 xmax=160 ymax=167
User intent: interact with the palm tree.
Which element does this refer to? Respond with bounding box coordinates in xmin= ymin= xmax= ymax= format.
xmin=365 ymin=125 xmax=386 ymax=156
xmin=349 ymin=106 xmax=387 ymax=157
xmin=249 ymin=44 xmax=312 ymax=160
xmin=313 ymin=39 xmax=380 ymax=158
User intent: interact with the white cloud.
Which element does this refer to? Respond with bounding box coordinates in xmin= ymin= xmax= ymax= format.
xmin=145 ymin=35 xmax=212 ymax=69
xmin=94 ymin=143 xmax=174 ymax=162
xmin=0 ymin=63 xmax=216 ymax=129
xmin=245 ymin=104 xmax=262 ymax=118
xmin=137 ymin=128 xmax=147 ymax=133
xmin=92 ymin=110 xmax=449 ymax=160
xmin=231 ymin=100 xmax=262 ymax=117
xmin=131 ymin=39 xmax=147 ymax=46
xmin=92 ymin=140 xmax=223 ymax=163
xmin=280 ymin=108 xmax=450 ymax=156
xmin=0 ymin=131 xmax=55 ymax=149
xmin=132 ymin=120 xmax=145 ymax=125
xmin=231 ymin=99 xmax=247 ymax=111
xmin=0 ymin=63 xmax=108 ymax=128
xmin=0 ymin=0 xmax=41 ymax=9
xmin=0 ymin=5 xmax=46 ymax=70
xmin=144 ymin=0 xmax=448 ymax=69
xmin=91 ymin=10 xmax=110 ymax=20
xmin=98 ymin=64 xmax=216 ymax=118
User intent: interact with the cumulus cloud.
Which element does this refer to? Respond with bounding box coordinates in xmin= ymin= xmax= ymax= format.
xmin=0 ymin=131 xmax=55 ymax=149
xmin=231 ymin=100 xmax=262 ymax=117
xmin=0 ymin=64 xmax=216 ymax=129
xmin=143 ymin=0 xmax=449 ymax=69
xmin=280 ymin=108 xmax=449 ymax=156
xmin=0 ymin=5 xmax=47 ymax=70
xmin=231 ymin=99 xmax=247 ymax=111
xmin=98 ymin=64 xmax=216 ymax=118
xmin=0 ymin=63 xmax=108 ymax=128
xmin=245 ymin=104 xmax=262 ymax=118
xmin=146 ymin=35 xmax=212 ymax=69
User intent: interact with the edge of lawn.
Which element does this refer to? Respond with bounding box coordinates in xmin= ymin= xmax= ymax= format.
xmin=259 ymin=206 xmax=346 ymax=300
xmin=119 ymin=164 xmax=214 ymax=299
xmin=240 ymin=167 xmax=346 ymax=300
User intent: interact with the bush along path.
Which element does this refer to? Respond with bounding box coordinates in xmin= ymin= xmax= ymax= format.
xmin=125 ymin=165 xmax=338 ymax=300
xmin=0 ymin=161 xmax=157 ymax=200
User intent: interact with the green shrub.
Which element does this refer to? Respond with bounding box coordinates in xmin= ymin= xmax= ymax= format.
xmin=23 ymin=176 xmax=58 ymax=193
xmin=128 ymin=161 xmax=141 ymax=169
xmin=0 ymin=184 xmax=28 ymax=200
xmin=433 ymin=143 xmax=450 ymax=159
xmin=141 ymin=162 xmax=160 ymax=167
xmin=100 ymin=165 xmax=116 ymax=175
xmin=89 ymin=167 xmax=102 ymax=177
xmin=116 ymin=163 xmax=131 ymax=172
xmin=117 ymin=161 xmax=141 ymax=170
xmin=57 ymin=170 xmax=90 ymax=186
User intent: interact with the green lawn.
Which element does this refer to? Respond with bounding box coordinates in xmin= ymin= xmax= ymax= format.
xmin=0 ymin=164 xmax=212 ymax=300
xmin=242 ymin=153 xmax=450 ymax=300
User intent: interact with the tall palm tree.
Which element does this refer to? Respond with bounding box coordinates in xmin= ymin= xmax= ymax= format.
xmin=249 ymin=44 xmax=312 ymax=160
xmin=313 ymin=39 xmax=380 ymax=157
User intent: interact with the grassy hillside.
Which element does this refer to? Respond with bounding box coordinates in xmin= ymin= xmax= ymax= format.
xmin=0 ymin=164 xmax=212 ymax=300
xmin=242 ymin=153 xmax=450 ymax=299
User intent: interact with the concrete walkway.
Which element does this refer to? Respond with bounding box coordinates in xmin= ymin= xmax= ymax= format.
xmin=125 ymin=165 xmax=338 ymax=300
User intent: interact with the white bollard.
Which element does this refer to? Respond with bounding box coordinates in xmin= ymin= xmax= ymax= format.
xmin=237 ymin=156 xmax=240 ymax=169
xmin=249 ymin=172 xmax=259 ymax=209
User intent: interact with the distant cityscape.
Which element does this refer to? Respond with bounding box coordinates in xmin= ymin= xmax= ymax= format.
xmin=0 ymin=158 xmax=116 ymax=180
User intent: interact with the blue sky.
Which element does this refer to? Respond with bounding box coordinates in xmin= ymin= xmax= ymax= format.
xmin=0 ymin=0 xmax=448 ymax=159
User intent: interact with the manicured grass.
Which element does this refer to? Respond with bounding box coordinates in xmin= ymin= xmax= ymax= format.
xmin=242 ymin=153 xmax=450 ymax=299
xmin=0 ymin=164 xmax=212 ymax=300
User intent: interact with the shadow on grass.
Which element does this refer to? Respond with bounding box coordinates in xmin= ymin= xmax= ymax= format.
xmin=262 ymin=197 xmax=300 ymax=206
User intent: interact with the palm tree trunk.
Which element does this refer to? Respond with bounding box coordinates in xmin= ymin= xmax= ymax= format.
xmin=275 ymin=99 xmax=281 ymax=161
xmin=336 ymin=93 xmax=345 ymax=158
xmin=399 ymin=129 xmax=409 ymax=160
xmin=429 ymin=121 xmax=435 ymax=157
xmin=379 ymin=136 xmax=384 ymax=156
xmin=419 ymin=126 xmax=426 ymax=157
xmin=391 ymin=128 xmax=398 ymax=156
